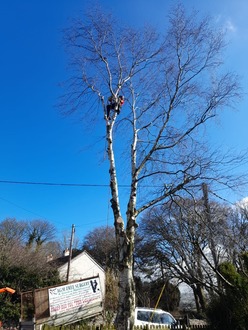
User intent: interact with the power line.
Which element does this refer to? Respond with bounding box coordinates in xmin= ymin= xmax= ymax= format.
xmin=0 ymin=179 xmax=156 ymax=188
xmin=0 ymin=195 xmax=47 ymax=218
xmin=0 ymin=180 xmax=114 ymax=187
xmin=0 ymin=180 xmax=244 ymax=204
xmin=0 ymin=194 xmax=111 ymax=231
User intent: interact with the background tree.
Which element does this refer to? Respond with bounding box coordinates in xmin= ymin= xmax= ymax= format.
xmin=137 ymin=191 xmax=248 ymax=315
xmin=0 ymin=218 xmax=61 ymax=325
xmin=82 ymin=225 xmax=117 ymax=270
xmin=82 ymin=226 xmax=119 ymax=322
xmin=0 ymin=218 xmax=26 ymax=267
xmin=136 ymin=193 xmax=235 ymax=313
xmin=0 ymin=218 xmax=26 ymax=242
xmin=24 ymin=219 xmax=56 ymax=249
xmin=226 ymin=198 xmax=248 ymax=265
xmin=207 ymin=254 xmax=248 ymax=329
xmin=104 ymin=268 xmax=119 ymax=325
xmin=60 ymin=228 xmax=80 ymax=252
xmin=62 ymin=4 xmax=243 ymax=329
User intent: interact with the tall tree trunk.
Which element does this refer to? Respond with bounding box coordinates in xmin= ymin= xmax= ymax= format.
xmin=106 ymin=120 xmax=136 ymax=329
xmin=114 ymin=233 xmax=136 ymax=330
xmin=193 ymin=285 xmax=206 ymax=314
xmin=195 ymin=283 xmax=206 ymax=313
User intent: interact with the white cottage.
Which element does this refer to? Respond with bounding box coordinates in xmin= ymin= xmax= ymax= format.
xmin=55 ymin=249 xmax=106 ymax=298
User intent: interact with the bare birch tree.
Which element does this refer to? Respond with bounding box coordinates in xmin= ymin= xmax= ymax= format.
xmin=62 ymin=4 xmax=242 ymax=329
xmin=136 ymin=196 xmax=232 ymax=313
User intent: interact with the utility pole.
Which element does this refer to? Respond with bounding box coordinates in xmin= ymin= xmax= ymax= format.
xmin=66 ymin=224 xmax=75 ymax=282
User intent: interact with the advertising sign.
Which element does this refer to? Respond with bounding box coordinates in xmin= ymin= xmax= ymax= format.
xmin=48 ymin=277 xmax=102 ymax=316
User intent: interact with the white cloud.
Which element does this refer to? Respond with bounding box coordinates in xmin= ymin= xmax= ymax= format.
xmin=225 ymin=19 xmax=237 ymax=33
xmin=214 ymin=14 xmax=237 ymax=36
xmin=235 ymin=197 xmax=248 ymax=209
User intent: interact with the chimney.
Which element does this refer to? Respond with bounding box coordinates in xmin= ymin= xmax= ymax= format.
xmin=63 ymin=248 xmax=70 ymax=257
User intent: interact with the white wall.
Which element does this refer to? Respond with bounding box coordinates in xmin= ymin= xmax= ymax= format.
xmin=58 ymin=251 xmax=106 ymax=298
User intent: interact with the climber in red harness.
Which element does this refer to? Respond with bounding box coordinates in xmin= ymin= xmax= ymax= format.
xmin=106 ymin=95 xmax=125 ymax=120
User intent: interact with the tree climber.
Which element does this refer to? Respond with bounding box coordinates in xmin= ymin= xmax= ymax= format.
xmin=106 ymin=95 xmax=125 ymax=120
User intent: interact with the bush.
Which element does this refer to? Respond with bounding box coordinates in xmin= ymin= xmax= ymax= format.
xmin=207 ymin=258 xmax=248 ymax=329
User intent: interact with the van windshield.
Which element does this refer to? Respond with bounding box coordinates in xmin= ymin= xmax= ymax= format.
xmin=137 ymin=311 xmax=174 ymax=324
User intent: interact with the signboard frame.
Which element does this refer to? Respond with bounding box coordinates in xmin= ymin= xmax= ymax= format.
xmin=48 ymin=277 xmax=102 ymax=317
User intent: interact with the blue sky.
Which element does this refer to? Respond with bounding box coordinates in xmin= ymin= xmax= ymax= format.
xmin=0 ymin=0 xmax=248 ymax=244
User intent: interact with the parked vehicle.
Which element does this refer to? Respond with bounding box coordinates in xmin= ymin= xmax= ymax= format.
xmin=134 ymin=307 xmax=176 ymax=327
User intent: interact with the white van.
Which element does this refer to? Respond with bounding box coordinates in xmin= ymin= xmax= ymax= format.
xmin=134 ymin=307 xmax=176 ymax=327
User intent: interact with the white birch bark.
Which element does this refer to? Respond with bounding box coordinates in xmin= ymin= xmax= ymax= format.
xmin=106 ymin=114 xmax=137 ymax=329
